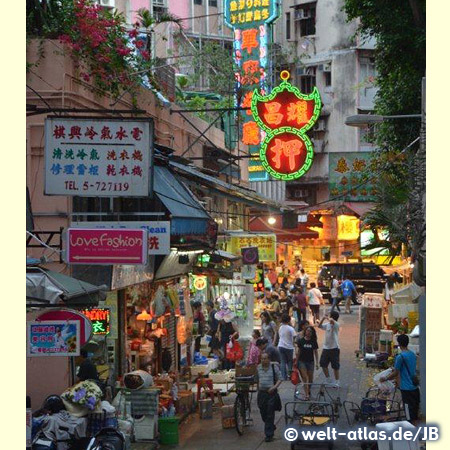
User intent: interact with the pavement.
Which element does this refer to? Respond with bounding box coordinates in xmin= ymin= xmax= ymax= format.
xmin=132 ymin=305 xmax=379 ymax=450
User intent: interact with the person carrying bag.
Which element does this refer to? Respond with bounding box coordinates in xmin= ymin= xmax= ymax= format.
xmin=256 ymin=353 xmax=282 ymax=442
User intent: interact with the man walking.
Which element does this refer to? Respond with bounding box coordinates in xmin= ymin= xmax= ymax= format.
xmin=379 ymin=334 xmax=420 ymax=424
xmin=256 ymin=337 xmax=281 ymax=364
xmin=318 ymin=311 xmax=340 ymax=387
xmin=308 ymin=282 xmax=323 ymax=323
xmin=256 ymin=352 xmax=283 ymax=442
xmin=299 ymin=269 xmax=309 ymax=292
xmin=341 ymin=278 xmax=356 ymax=314
xmin=277 ymin=314 xmax=297 ymax=380
xmin=293 ymin=287 xmax=308 ymax=323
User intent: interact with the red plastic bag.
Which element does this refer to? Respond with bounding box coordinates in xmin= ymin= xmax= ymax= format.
xmin=226 ymin=339 xmax=244 ymax=362
xmin=290 ymin=368 xmax=300 ymax=385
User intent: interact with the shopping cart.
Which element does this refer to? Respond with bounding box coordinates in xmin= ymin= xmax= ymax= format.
xmin=285 ymin=400 xmax=337 ymax=450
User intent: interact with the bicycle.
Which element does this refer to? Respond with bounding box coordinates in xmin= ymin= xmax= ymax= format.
xmin=233 ymin=375 xmax=257 ymax=435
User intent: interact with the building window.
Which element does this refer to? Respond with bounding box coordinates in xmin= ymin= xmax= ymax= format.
xmin=286 ymin=12 xmax=291 ymax=40
xmin=295 ymin=5 xmax=316 ymax=37
xmin=298 ymin=66 xmax=316 ymax=94
xmin=209 ymin=0 xmax=218 ymax=6
xmin=194 ymin=0 xmax=202 ymax=4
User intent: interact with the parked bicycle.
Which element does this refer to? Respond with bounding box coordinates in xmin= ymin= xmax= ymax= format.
xmin=233 ymin=375 xmax=257 ymax=435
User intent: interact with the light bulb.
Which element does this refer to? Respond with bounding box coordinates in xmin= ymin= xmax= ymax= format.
xmin=268 ymin=216 xmax=276 ymax=225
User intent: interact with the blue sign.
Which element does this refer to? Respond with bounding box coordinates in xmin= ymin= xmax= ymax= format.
xmin=27 ymin=320 xmax=80 ymax=357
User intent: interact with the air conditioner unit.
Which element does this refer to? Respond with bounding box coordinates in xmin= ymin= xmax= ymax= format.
xmin=296 ymin=66 xmax=315 ymax=76
xmin=97 ymin=0 xmax=115 ymax=8
xmin=295 ymin=9 xmax=311 ymax=20
xmin=322 ymin=63 xmax=332 ymax=72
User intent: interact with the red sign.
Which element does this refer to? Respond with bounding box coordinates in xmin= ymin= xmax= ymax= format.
xmin=37 ymin=309 xmax=93 ymax=347
xmin=66 ymin=228 xmax=148 ymax=265
xmin=265 ymin=132 xmax=308 ymax=174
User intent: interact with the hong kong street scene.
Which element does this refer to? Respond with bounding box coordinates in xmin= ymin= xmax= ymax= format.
xmin=26 ymin=0 xmax=426 ymax=449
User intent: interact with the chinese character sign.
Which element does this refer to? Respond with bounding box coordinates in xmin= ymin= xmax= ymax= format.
xmin=229 ymin=234 xmax=276 ymax=261
xmin=224 ymin=1 xmax=280 ymax=182
xmin=81 ymin=308 xmax=110 ymax=335
xmin=224 ymin=0 xmax=278 ymax=28
xmin=251 ymin=71 xmax=321 ymax=180
xmin=328 ymin=152 xmax=375 ymax=201
xmin=337 ymin=215 xmax=360 ymax=241
xmin=45 ymin=118 xmax=152 ymax=197
xmin=27 ymin=320 xmax=80 ymax=357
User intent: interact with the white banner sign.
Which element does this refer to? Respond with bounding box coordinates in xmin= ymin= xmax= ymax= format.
xmin=45 ymin=118 xmax=152 ymax=197
xmin=71 ymin=221 xmax=171 ymax=255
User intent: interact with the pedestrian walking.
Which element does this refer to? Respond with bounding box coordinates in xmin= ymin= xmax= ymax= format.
xmin=268 ymin=293 xmax=282 ymax=321
xmin=341 ymin=278 xmax=357 ymax=314
xmin=256 ymin=337 xmax=281 ymax=364
xmin=330 ymin=277 xmax=342 ymax=313
xmin=308 ymin=282 xmax=323 ymax=323
xmin=77 ymin=349 xmax=99 ymax=382
xmin=294 ymin=326 xmax=319 ymax=399
xmin=297 ymin=319 xmax=310 ymax=339
xmin=246 ymin=329 xmax=261 ymax=366
xmin=256 ymin=352 xmax=283 ymax=442
xmin=206 ymin=301 xmax=221 ymax=357
xmin=215 ymin=307 xmax=239 ymax=370
xmin=318 ymin=311 xmax=341 ymax=387
xmin=260 ymin=311 xmax=278 ymax=345
xmin=299 ymin=269 xmax=309 ymax=291
xmin=277 ymin=314 xmax=297 ymax=380
xmin=293 ymin=286 xmax=308 ymax=323
xmin=379 ymin=334 xmax=420 ymax=425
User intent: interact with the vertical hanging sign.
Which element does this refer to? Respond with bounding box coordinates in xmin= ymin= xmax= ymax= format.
xmin=223 ymin=0 xmax=280 ymax=182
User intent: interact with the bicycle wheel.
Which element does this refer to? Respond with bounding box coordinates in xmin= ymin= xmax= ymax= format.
xmin=234 ymin=394 xmax=246 ymax=435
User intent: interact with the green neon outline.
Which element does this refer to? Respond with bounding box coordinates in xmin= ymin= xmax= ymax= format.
xmin=250 ymin=82 xmax=322 ymax=133
xmin=259 ymin=128 xmax=314 ymax=181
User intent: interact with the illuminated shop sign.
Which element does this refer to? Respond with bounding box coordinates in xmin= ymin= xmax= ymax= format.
xmin=224 ymin=0 xmax=280 ymax=182
xmin=251 ymin=71 xmax=322 ymax=180
xmin=337 ymin=215 xmax=360 ymax=241
xmin=81 ymin=308 xmax=111 ymax=335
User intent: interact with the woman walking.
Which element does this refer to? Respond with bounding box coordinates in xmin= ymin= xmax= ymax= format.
xmin=277 ymin=314 xmax=297 ymax=381
xmin=330 ymin=277 xmax=342 ymax=313
xmin=260 ymin=311 xmax=278 ymax=345
xmin=308 ymin=282 xmax=324 ymax=323
xmin=295 ymin=326 xmax=319 ymax=399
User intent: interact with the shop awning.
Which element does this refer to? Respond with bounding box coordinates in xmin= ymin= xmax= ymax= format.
xmin=26 ymin=267 xmax=107 ymax=307
xmin=249 ymin=215 xmax=321 ymax=240
xmin=169 ymin=161 xmax=284 ymax=212
xmin=154 ymin=166 xmax=218 ymax=249
xmin=154 ymin=250 xmax=198 ymax=281
xmin=344 ymin=202 xmax=375 ymax=218
xmin=210 ymin=249 xmax=242 ymax=262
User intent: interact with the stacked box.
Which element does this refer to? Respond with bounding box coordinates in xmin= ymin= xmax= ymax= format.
xmin=221 ymin=405 xmax=235 ymax=429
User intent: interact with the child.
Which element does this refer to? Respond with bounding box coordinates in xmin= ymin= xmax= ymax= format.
xmin=246 ymin=329 xmax=261 ymax=366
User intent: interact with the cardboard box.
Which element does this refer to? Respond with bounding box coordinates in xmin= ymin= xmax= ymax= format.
xmin=175 ymin=391 xmax=194 ymax=414
xmin=235 ymin=365 xmax=257 ymax=377
xmin=221 ymin=405 xmax=234 ymax=419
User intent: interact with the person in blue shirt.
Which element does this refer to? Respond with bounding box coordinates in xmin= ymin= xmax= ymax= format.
xmin=341 ymin=278 xmax=356 ymax=314
xmin=379 ymin=334 xmax=420 ymax=424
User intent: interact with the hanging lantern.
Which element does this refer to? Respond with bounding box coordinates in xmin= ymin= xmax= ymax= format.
xmin=136 ymin=309 xmax=152 ymax=321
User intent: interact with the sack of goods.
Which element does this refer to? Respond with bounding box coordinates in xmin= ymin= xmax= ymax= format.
xmin=123 ymin=370 xmax=153 ymax=390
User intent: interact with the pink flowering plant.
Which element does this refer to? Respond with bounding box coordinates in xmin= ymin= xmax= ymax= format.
xmin=58 ymin=0 xmax=153 ymax=99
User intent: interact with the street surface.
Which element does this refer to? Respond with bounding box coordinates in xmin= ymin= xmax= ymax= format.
xmin=133 ymin=305 xmax=374 ymax=450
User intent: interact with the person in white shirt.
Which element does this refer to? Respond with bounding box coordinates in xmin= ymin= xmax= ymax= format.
xmin=308 ymin=282 xmax=323 ymax=323
xmin=318 ymin=311 xmax=341 ymax=386
xmin=277 ymin=314 xmax=297 ymax=380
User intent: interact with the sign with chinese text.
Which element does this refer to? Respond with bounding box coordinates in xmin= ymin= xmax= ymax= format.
xmin=329 ymin=152 xmax=375 ymax=201
xmin=337 ymin=215 xmax=360 ymax=241
xmin=241 ymin=246 xmax=259 ymax=264
xmin=224 ymin=1 xmax=280 ymax=182
xmin=193 ymin=275 xmax=208 ymax=291
xmin=251 ymin=71 xmax=322 ymax=180
xmin=81 ymin=308 xmax=110 ymax=335
xmin=45 ymin=118 xmax=152 ymax=197
xmin=224 ymin=0 xmax=279 ymax=28
xmin=228 ymin=234 xmax=276 ymax=261
xmin=27 ymin=320 xmax=80 ymax=357
xmin=71 ymin=221 xmax=170 ymax=255
xmin=66 ymin=228 xmax=148 ymax=265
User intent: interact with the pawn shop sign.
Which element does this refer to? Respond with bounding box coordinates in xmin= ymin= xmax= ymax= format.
xmin=251 ymin=70 xmax=322 ymax=180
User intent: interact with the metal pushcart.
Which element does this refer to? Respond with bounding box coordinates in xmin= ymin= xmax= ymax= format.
xmin=285 ymin=400 xmax=337 ymax=450
xmin=294 ymin=383 xmax=347 ymax=418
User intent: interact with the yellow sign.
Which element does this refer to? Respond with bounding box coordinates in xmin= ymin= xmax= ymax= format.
xmin=193 ymin=276 xmax=207 ymax=291
xmin=229 ymin=234 xmax=276 ymax=261
xmin=337 ymin=215 xmax=360 ymax=241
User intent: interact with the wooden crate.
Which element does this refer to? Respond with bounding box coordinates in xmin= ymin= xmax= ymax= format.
xmin=222 ymin=417 xmax=236 ymax=429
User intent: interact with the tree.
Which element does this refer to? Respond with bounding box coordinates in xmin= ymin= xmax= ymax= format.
xmin=344 ymin=0 xmax=425 ymax=260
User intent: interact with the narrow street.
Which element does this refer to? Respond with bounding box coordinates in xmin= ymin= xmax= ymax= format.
xmin=134 ymin=305 xmax=371 ymax=450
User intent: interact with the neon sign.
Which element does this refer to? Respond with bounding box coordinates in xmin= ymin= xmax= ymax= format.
xmin=224 ymin=0 xmax=279 ymax=28
xmin=251 ymin=71 xmax=322 ymax=180
xmin=81 ymin=308 xmax=110 ymax=335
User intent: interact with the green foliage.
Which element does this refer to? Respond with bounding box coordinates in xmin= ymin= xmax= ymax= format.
xmin=344 ymin=0 xmax=425 ymax=258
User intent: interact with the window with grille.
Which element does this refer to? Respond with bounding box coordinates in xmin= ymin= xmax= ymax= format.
xmin=209 ymin=0 xmax=218 ymax=6
xmin=298 ymin=67 xmax=316 ymax=94
xmin=297 ymin=6 xmax=316 ymax=37
xmin=194 ymin=0 xmax=202 ymax=4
